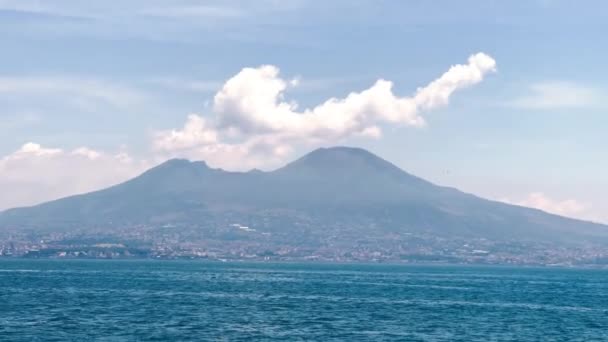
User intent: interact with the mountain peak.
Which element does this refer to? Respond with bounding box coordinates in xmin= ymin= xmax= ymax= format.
xmin=126 ymin=158 xmax=211 ymax=191
xmin=285 ymin=146 xmax=384 ymax=166
xmin=276 ymin=146 xmax=406 ymax=177
xmin=306 ymin=146 xmax=379 ymax=159
xmin=164 ymin=158 xmax=192 ymax=165
xmin=159 ymin=158 xmax=208 ymax=168
xmin=147 ymin=158 xmax=211 ymax=175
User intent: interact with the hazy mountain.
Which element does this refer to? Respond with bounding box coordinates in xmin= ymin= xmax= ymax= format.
xmin=1 ymin=146 xmax=607 ymax=245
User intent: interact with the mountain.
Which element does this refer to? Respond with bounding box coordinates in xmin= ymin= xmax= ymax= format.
xmin=1 ymin=147 xmax=607 ymax=261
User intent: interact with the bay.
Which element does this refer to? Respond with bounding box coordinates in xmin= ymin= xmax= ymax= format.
xmin=1 ymin=260 xmax=607 ymax=341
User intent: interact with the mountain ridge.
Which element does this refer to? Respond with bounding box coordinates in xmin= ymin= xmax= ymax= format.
xmin=1 ymin=146 xmax=606 ymax=246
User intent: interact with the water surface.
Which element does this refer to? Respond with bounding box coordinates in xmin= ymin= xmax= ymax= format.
xmin=1 ymin=260 xmax=606 ymax=341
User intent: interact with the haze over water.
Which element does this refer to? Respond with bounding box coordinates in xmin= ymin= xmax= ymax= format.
xmin=1 ymin=260 xmax=606 ymax=341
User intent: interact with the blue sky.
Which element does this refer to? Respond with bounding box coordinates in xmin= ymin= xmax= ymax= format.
xmin=1 ymin=0 xmax=607 ymax=222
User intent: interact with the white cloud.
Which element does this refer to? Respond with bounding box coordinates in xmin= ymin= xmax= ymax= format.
xmin=154 ymin=114 xmax=218 ymax=151
xmin=154 ymin=118 xmax=292 ymax=170
xmin=509 ymin=81 xmax=604 ymax=109
xmin=502 ymin=192 xmax=588 ymax=218
xmin=290 ymin=76 xmax=365 ymax=92
xmin=0 ymin=142 xmax=150 ymax=210
xmin=71 ymin=147 xmax=101 ymax=160
xmin=0 ymin=76 xmax=146 ymax=110
xmin=7 ymin=142 xmax=62 ymax=157
xmin=214 ymin=53 xmax=495 ymax=137
xmin=155 ymin=53 xmax=496 ymax=168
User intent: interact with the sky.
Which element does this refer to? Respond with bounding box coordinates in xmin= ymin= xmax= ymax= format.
xmin=0 ymin=0 xmax=607 ymax=223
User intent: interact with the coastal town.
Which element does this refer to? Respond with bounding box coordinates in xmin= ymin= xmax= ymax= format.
xmin=2 ymin=222 xmax=608 ymax=267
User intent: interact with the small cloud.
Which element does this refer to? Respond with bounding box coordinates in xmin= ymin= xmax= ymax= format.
xmin=0 ymin=143 xmax=150 ymax=210
xmin=501 ymin=192 xmax=588 ymax=218
xmin=154 ymin=114 xmax=218 ymax=151
xmin=71 ymin=147 xmax=101 ymax=160
xmin=509 ymin=81 xmax=604 ymax=109
xmin=357 ymin=126 xmax=383 ymax=139
xmin=10 ymin=142 xmax=62 ymax=158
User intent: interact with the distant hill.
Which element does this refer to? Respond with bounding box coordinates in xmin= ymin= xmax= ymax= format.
xmin=1 ymin=147 xmax=607 ymax=246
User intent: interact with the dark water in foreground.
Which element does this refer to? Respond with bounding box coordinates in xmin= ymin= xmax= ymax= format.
xmin=0 ymin=260 xmax=607 ymax=341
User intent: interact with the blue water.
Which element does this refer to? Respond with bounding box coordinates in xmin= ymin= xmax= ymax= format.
xmin=1 ymin=260 xmax=607 ymax=341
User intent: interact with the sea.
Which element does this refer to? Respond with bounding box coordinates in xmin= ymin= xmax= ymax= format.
xmin=0 ymin=260 xmax=606 ymax=341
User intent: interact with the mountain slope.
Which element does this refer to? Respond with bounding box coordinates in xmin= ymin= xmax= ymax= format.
xmin=1 ymin=147 xmax=606 ymax=245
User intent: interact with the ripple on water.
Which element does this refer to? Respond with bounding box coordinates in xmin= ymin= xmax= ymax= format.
xmin=1 ymin=260 xmax=607 ymax=341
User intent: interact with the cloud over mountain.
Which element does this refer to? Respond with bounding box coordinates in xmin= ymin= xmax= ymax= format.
xmin=155 ymin=53 xmax=496 ymax=166
xmin=500 ymin=192 xmax=596 ymax=222
xmin=0 ymin=143 xmax=149 ymax=210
